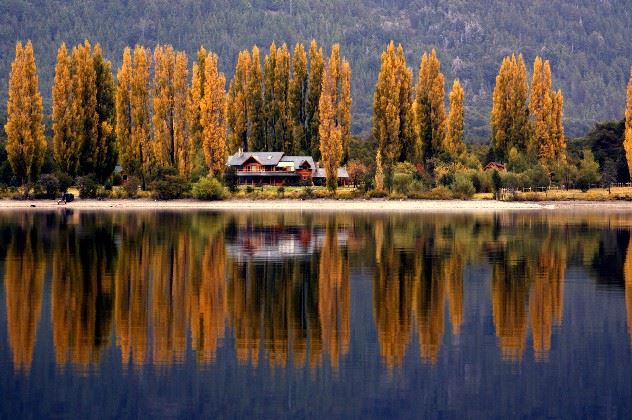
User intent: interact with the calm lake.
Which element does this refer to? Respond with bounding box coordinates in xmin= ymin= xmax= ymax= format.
xmin=1 ymin=210 xmax=631 ymax=418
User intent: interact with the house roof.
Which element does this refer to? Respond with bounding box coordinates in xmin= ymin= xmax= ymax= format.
xmin=280 ymin=156 xmax=316 ymax=171
xmin=484 ymin=162 xmax=506 ymax=171
xmin=314 ymin=167 xmax=349 ymax=178
xmin=227 ymin=152 xmax=285 ymax=166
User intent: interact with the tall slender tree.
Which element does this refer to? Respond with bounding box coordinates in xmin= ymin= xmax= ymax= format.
xmin=115 ymin=48 xmax=135 ymax=176
xmin=172 ymin=51 xmax=189 ymax=177
xmin=263 ymin=42 xmax=277 ymax=151
xmin=228 ymin=50 xmax=251 ymax=152
xmin=71 ymin=40 xmax=99 ymax=175
xmin=338 ymin=59 xmax=352 ymax=163
xmin=247 ymin=46 xmax=265 ymax=151
xmin=307 ymin=40 xmax=324 ymax=159
xmin=131 ymin=46 xmax=152 ymax=185
xmin=152 ymin=44 xmax=176 ymax=168
xmin=415 ymin=48 xmax=446 ymax=165
xmin=319 ymin=61 xmax=342 ymax=191
xmin=187 ymin=47 xmax=208 ymax=176
xmin=289 ymin=43 xmax=308 ymax=154
xmin=200 ymin=53 xmax=227 ymax=177
xmin=52 ymin=43 xmax=78 ymax=176
xmin=529 ymin=57 xmax=555 ymax=162
xmin=5 ymin=41 xmax=46 ymax=186
xmin=625 ymin=68 xmax=632 ymax=179
xmin=274 ymin=43 xmax=293 ymax=153
xmin=92 ymin=44 xmax=117 ymax=183
xmin=490 ymin=54 xmax=530 ymax=160
xmin=446 ymin=79 xmax=465 ymax=156
xmin=549 ymin=89 xmax=566 ymax=162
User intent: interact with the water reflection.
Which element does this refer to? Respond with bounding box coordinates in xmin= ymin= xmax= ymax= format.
xmin=2 ymin=211 xmax=632 ymax=374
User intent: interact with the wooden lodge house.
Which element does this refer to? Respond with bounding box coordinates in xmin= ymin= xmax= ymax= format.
xmin=227 ymin=150 xmax=350 ymax=186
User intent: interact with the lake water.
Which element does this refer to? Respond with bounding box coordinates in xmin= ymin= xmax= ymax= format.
xmin=0 ymin=210 xmax=631 ymax=418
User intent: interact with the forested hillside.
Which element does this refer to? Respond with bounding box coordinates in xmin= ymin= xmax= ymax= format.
xmin=1 ymin=0 xmax=631 ymax=140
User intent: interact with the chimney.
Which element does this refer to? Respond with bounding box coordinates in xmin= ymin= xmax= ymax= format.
xmin=238 ymin=147 xmax=243 ymax=157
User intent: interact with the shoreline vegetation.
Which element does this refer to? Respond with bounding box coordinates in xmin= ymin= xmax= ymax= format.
xmin=1 ymin=40 xmax=631 ymax=205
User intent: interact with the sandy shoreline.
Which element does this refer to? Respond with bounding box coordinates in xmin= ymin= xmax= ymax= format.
xmin=3 ymin=198 xmax=632 ymax=213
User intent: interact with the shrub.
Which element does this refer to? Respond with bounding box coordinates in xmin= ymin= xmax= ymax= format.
xmin=191 ymin=177 xmax=225 ymax=200
xmin=56 ymin=172 xmax=74 ymax=193
xmin=450 ymin=172 xmax=475 ymax=198
xmin=439 ymin=172 xmax=455 ymax=187
xmin=367 ymin=190 xmax=388 ymax=198
xmin=392 ymin=173 xmax=413 ymax=195
xmin=96 ymin=186 xmax=111 ymax=199
xmin=77 ymin=176 xmax=98 ymax=199
xmin=39 ymin=174 xmax=59 ymax=198
xmin=151 ymin=175 xmax=190 ymax=200
xmin=301 ymin=186 xmax=314 ymax=199
xmin=277 ymin=185 xmax=285 ymax=196
xmin=124 ymin=176 xmax=141 ymax=198
xmin=246 ymin=185 xmax=254 ymax=194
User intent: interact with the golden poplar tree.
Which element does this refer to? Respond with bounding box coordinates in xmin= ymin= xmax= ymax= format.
xmin=115 ymin=47 xmax=135 ymax=175
xmin=415 ymin=48 xmax=446 ymax=164
xmin=307 ymin=40 xmax=324 ymax=159
xmin=446 ymin=79 xmax=465 ymax=155
xmin=491 ymin=54 xmax=530 ymax=160
xmin=93 ymin=43 xmax=118 ymax=183
xmin=338 ymin=59 xmax=352 ymax=163
xmin=263 ymin=42 xmax=277 ymax=151
xmin=549 ymin=89 xmax=566 ymax=162
xmin=173 ymin=51 xmax=189 ymax=176
xmin=71 ymin=40 xmax=99 ymax=175
xmin=187 ymin=47 xmax=208 ymax=176
xmin=5 ymin=41 xmax=46 ymax=185
xmin=247 ymin=46 xmax=265 ymax=151
xmin=373 ymin=42 xmax=401 ymax=169
xmin=529 ymin=56 xmax=555 ymax=162
xmin=289 ymin=43 xmax=309 ymax=154
xmin=274 ymin=43 xmax=293 ymax=153
xmin=131 ymin=46 xmax=152 ymax=185
xmin=319 ymin=62 xmax=343 ymax=191
xmin=624 ymin=68 xmax=632 ymax=178
xmin=228 ymin=50 xmax=251 ymax=152
xmin=200 ymin=53 xmax=227 ymax=177
xmin=152 ymin=44 xmax=177 ymax=168
xmin=52 ymin=43 xmax=79 ymax=176
xmin=395 ymin=44 xmax=415 ymax=162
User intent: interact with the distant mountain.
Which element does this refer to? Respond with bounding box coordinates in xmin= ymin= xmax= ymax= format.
xmin=1 ymin=0 xmax=631 ymax=140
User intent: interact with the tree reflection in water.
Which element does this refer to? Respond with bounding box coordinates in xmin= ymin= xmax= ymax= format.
xmin=1 ymin=211 xmax=632 ymax=372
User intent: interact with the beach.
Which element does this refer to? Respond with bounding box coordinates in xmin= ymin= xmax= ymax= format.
xmin=3 ymin=198 xmax=632 ymax=212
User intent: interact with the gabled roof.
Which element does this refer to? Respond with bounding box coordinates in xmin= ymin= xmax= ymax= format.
xmin=314 ymin=167 xmax=349 ymax=178
xmin=280 ymin=156 xmax=316 ymax=171
xmin=227 ymin=152 xmax=285 ymax=166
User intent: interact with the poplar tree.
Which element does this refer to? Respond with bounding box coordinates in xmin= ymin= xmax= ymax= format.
xmin=395 ymin=44 xmax=415 ymax=162
xmin=289 ymin=43 xmax=308 ymax=154
xmin=374 ymin=42 xmax=414 ymax=170
xmin=274 ymin=43 xmax=292 ymax=153
xmin=200 ymin=53 xmax=227 ymax=177
xmin=624 ymin=68 xmax=632 ymax=178
xmin=319 ymin=61 xmax=342 ymax=191
xmin=93 ymin=43 xmax=117 ymax=183
xmin=188 ymin=47 xmax=207 ymax=176
xmin=115 ymin=48 xmax=135 ymax=175
xmin=529 ymin=56 xmax=555 ymax=162
xmin=415 ymin=48 xmax=446 ymax=164
xmin=5 ymin=41 xmax=46 ymax=186
xmin=131 ymin=46 xmax=152 ymax=185
xmin=307 ymin=40 xmax=324 ymax=159
xmin=490 ymin=54 xmax=530 ymax=160
xmin=173 ymin=51 xmax=189 ymax=177
xmin=549 ymin=89 xmax=566 ymax=162
xmin=152 ymin=44 xmax=176 ymax=168
xmin=247 ymin=46 xmax=265 ymax=151
xmin=338 ymin=59 xmax=352 ymax=163
xmin=52 ymin=43 xmax=78 ymax=176
xmin=446 ymin=79 xmax=465 ymax=155
xmin=263 ymin=42 xmax=277 ymax=151
xmin=71 ymin=40 xmax=99 ymax=175
xmin=228 ymin=50 xmax=251 ymax=152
